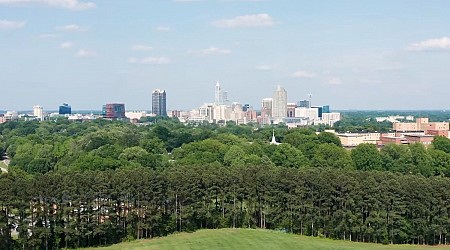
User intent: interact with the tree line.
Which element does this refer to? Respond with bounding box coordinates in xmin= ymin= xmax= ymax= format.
xmin=2 ymin=166 xmax=450 ymax=249
xmin=1 ymin=119 xmax=449 ymax=177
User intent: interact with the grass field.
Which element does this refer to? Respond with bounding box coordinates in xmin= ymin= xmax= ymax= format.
xmin=0 ymin=161 xmax=8 ymax=171
xmin=82 ymin=228 xmax=445 ymax=250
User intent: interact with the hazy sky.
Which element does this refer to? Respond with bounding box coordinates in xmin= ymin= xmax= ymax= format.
xmin=1 ymin=0 xmax=450 ymax=111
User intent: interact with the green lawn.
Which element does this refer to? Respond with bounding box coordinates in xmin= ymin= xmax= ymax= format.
xmin=81 ymin=228 xmax=444 ymax=250
xmin=0 ymin=161 xmax=7 ymax=170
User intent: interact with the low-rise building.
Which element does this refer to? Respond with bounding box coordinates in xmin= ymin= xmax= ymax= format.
xmin=380 ymin=135 xmax=408 ymax=145
xmin=404 ymin=134 xmax=434 ymax=145
xmin=339 ymin=134 xmax=364 ymax=147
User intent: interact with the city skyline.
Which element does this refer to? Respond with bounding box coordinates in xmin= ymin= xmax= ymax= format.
xmin=1 ymin=1 xmax=450 ymax=110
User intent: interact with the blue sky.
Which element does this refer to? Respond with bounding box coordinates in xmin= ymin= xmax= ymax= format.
xmin=1 ymin=0 xmax=450 ymax=111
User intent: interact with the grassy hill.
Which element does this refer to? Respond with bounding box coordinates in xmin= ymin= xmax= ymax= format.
xmin=82 ymin=228 xmax=442 ymax=250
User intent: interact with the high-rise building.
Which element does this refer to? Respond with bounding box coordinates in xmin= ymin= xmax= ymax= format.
xmin=59 ymin=103 xmax=71 ymax=115
xmin=214 ymin=82 xmax=228 ymax=105
xmin=272 ymin=85 xmax=287 ymax=120
xmin=297 ymin=100 xmax=310 ymax=108
xmin=102 ymin=103 xmax=126 ymax=119
xmin=312 ymin=106 xmax=323 ymax=118
xmin=33 ymin=105 xmax=44 ymax=120
xmin=261 ymin=98 xmax=273 ymax=117
xmin=152 ymin=89 xmax=167 ymax=116
xmin=215 ymin=82 xmax=222 ymax=105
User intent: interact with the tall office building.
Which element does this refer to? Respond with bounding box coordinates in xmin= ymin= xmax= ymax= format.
xmin=33 ymin=105 xmax=44 ymax=120
xmin=214 ymin=82 xmax=228 ymax=105
xmin=215 ymin=82 xmax=222 ymax=105
xmin=312 ymin=106 xmax=323 ymax=118
xmin=152 ymin=89 xmax=167 ymax=116
xmin=102 ymin=103 xmax=126 ymax=119
xmin=59 ymin=103 xmax=72 ymax=115
xmin=272 ymin=85 xmax=287 ymax=119
xmin=261 ymin=98 xmax=273 ymax=117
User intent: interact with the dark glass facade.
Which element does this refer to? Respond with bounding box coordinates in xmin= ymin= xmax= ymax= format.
xmin=59 ymin=103 xmax=71 ymax=115
xmin=297 ymin=100 xmax=310 ymax=108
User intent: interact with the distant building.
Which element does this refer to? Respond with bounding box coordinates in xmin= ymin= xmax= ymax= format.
xmin=272 ymin=85 xmax=287 ymax=121
xmin=379 ymin=135 xmax=408 ymax=146
xmin=297 ymin=100 xmax=310 ymax=108
xmin=260 ymin=98 xmax=273 ymax=125
xmin=404 ymin=134 xmax=434 ymax=145
xmin=393 ymin=117 xmax=449 ymax=133
xmin=125 ymin=111 xmax=146 ymax=120
xmin=321 ymin=112 xmax=341 ymax=126
xmin=59 ymin=103 xmax=71 ymax=115
xmin=287 ymin=103 xmax=296 ymax=118
xmin=3 ymin=111 xmax=18 ymax=121
xmin=312 ymin=106 xmax=323 ymax=118
xmin=261 ymin=98 xmax=273 ymax=116
xmin=171 ymin=110 xmax=182 ymax=118
xmin=214 ymin=82 xmax=229 ymax=105
xmin=294 ymin=107 xmax=319 ymax=121
xmin=102 ymin=103 xmax=126 ymax=119
xmin=152 ymin=89 xmax=167 ymax=116
xmin=33 ymin=105 xmax=44 ymax=120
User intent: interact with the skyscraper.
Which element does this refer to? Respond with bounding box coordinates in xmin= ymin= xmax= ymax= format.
xmin=215 ymin=82 xmax=222 ymax=105
xmin=152 ymin=89 xmax=167 ymax=116
xmin=214 ymin=81 xmax=228 ymax=105
xmin=33 ymin=105 xmax=44 ymax=120
xmin=272 ymin=85 xmax=287 ymax=120
xmin=261 ymin=98 xmax=273 ymax=117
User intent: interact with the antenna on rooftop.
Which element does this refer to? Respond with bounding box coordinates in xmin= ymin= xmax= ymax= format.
xmin=308 ymin=93 xmax=312 ymax=108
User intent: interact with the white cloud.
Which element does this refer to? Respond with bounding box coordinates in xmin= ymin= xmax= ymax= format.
xmin=59 ymin=41 xmax=73 ymax=49
xmin=328 ymin=77 xmax=342 ymax=85
xmin=128 ymin=56 xmax=171 ymax=65
xmin=39 ymin=33 xmax=59 ymax=38
xmin=76 ymin=49 xmax=97 ymax=57
xmin=55 ymin=24 xmax=86 ymax=32
xmin=202 ymin=47 xmax=231 ymax=55
xmin=359 ymin=79 xmax=382 ymax=84
xmin=255 ymin=65 xmax=272 ymax=71
xmin=156 ymin=26 xmax=170 ymax=32
xmin=189 ymin=47 xmax=231 ymax=55
xmin=0 ymin=20 xmax=26 ymax=30
xmin=407 ymin=37 xmax=450 ymax=51
xmin=212 ymin=14 xmax=275 ymax=28
xmin=0 ymin=0 xmax=95 ymax=10
xmin=292 ymin=70 xmax=316 ymax=78
xmin=130 ymin=45 xmax=153 ymax=51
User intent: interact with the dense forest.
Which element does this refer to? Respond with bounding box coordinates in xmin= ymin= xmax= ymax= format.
xmin=0 ymin=118 xmax=450 ymax=249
